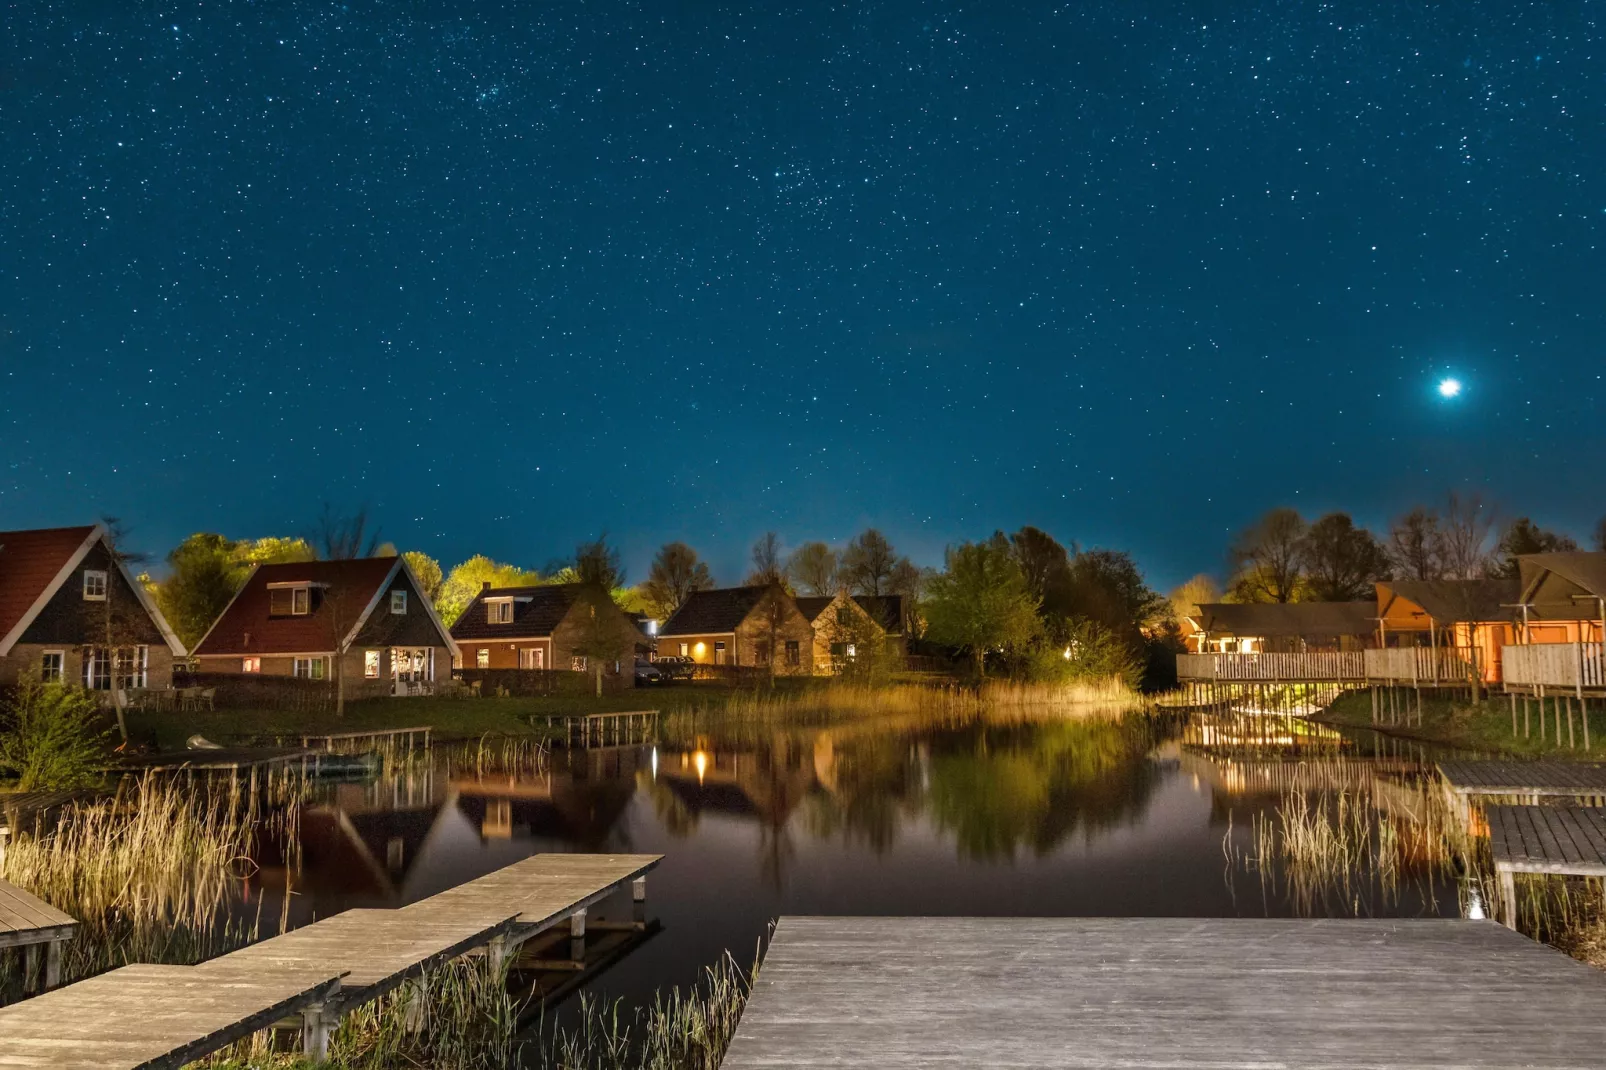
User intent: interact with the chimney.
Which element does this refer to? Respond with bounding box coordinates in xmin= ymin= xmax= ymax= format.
xmin=482 ymin=581 xmax=492 ymax=592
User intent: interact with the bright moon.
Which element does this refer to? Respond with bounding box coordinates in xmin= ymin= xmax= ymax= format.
xmin=1438 ymin=378 xmax=1463 ymax=398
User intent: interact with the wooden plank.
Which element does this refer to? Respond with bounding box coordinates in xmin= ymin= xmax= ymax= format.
xmin=0 ymin=880 xmax=76 ymax=949
xmin=0 ymin=963 xmax=339 ymax=1070
xmin=723 ymin=917 xmax=1606 ymax=1070
xmin=1486 ymin=806 xmax=1606 ymax=876
xmin=1439 ymin=760 xmax=1606 ymax=796
xmin=403 ymin=852 xmax=660 ymax=937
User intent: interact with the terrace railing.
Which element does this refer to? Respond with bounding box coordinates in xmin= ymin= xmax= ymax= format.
xmin=1502 ymin=643 xmax=1606 ymax=694
xmin=1363 ymin=647 xmax=1479 ymax=686
xmin=1176 ymin=651 xmax=1367 ymax=683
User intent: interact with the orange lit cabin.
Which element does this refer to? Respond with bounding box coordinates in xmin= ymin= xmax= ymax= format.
xmin=1517 ymin=553 xmax=1606 ymax=645
xmin=1374 ymin=579 xmax=1519 ymax=684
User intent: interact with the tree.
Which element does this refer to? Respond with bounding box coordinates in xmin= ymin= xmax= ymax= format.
xmin=1064 ymin=549 xmax=1165 ymax=629
xmin=745 ymin=532 xmax=787 ymax=587
xmin=318 ymin=580 xmax=367 ymax=718
xmin=1299 ymin=513 xmax=1390 ymax=601
xmin=311 ymin=505 xmax=381 ymax=560
xmin=786 ymin=541 xmax=839 ymax=595
xmin=94 ymin=519 xmax=156 ymax=744
xmin=1388 ymin=507 xmax=1444 ymax=581
xmin=1491 ymin=518 xmax=1578 ymax=578
xmin=840 ymin=529 xmax=900 ymax=596
xmin=1009 ymin=526 xmax=1072 ymax=605
xmin=1437 ymin=491 xmax=1495 ymax=580
xmin=436 ymin=555 xmax=540 ymax=625
xmin=155 ymin=533 xmax=247 ymax=649
xmin=642 ymin=542 xmax=714 ymax=619
xmin=574 ymin=534 xmax=625 ymax=591
xmin=1229 ymin=508 xmax=1307 ymax=603
xmin=922 ymin=536 xmax=1041 ymax=677
xmin=1167 ymin=574 xmax=1221 ymax=624
xmin=1596 ymin=516 xmax=1606 ymax=552
xmin=570 ymin=585 xmax=634 ymax=697
xmin=402 ymin=551 xmax=443 ymax=601
xmin=0 ymin=676 xmax=110 ymax=791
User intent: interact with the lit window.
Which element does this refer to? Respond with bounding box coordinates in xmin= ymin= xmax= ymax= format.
xmin=84 ymin=648 xmax=111 ymax=690
xmin=114 ymin=646 xmax=148 ymax=690
xmin=679 ymin=642 xmax=689 ymax=657
xmin=364 ymin=650 xmax=381 ymax=678
xmin=83 ymin=570 xmax=108 ymax=600
xmin=242 ymin=657 xmax=261 ymax=673
xmin=488 ymin=599 xmax=513 ymax=624
xmin=476 ymin=648 xmax=490 ymax=668
xmin=390 ymin=590 xmax=407 ymax=614
xmin=41 ymin=651 xmax=64 ymax=683
xmin=293 ymin=587 xmax=310 ymax=615
xmin=293 ymin=656 xmax=327 ymax=680
xmin=714 ymin=641 xmax=726 ymax=665
xmin=571 ymin=655 xmax=587 ymax=672
xmin=786 ymin=640 xmax=801 ymax=666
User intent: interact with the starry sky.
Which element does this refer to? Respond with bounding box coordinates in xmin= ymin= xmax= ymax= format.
xmin=3 ymin=1 xmax=1602 ymax=587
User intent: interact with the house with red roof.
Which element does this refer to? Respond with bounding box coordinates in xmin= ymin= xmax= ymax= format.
xmin=0 ymin=524 xmax=186 ymax=691
xmin=449 ymin=582 xmax=644 ymax=682
xmin=191 ymin=556 xmax=456 ymax=694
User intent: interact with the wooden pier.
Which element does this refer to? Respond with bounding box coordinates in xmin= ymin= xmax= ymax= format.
xmin=723 ymin=916 xmax=1606 ymax=1069
xmin=299 ymin=725 xmax=432 ymax=753
xmin=0 ymin=878 xmax=76 ymax=992
xmin=536 ymin=710 xmax=658 ymax=748
xmin=1438 ymin=759 xmax=1606 ymax=802
xmin=0 ymin=852 xmax=660 ymax=1067
xmin=1486 ymin=804 xmax=1606 ymax=928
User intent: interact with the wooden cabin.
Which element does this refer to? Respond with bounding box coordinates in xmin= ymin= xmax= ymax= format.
xmin=1185 ymin=602 xmax=1376 ymax=654
xmin=1517 ymin=553 xmax=1606 ymax=644
xmin=1375 ymin=579 xmax=1519 ymax=684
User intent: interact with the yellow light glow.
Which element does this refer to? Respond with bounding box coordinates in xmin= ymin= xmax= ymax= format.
xmin=693 ymin=641 xmax=707 ymax=656
xmin=693 ymin=750 xmax=709 ymax=784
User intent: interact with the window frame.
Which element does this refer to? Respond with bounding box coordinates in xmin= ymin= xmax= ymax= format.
xmin=293 ymin=656 xmax=327 ymax=680
xmin=84 ymin=647 xmax=111 ymax=690
xmin=364 ymin=650 xmax=382 ymax=679
xmin=476 ymin=648 xmax=490 ymax=669
xmin=40 ymin=650 xmax=65 ymax=683
xmin=487 ymin=598 xmax=514 ymax=624
xmin=390 ymin=590 xmax=408 ymax=615
xmin=242 ymin=656 xmax=261 ymax=673
xmin=83 ymin=570 xmax=108 ymax=601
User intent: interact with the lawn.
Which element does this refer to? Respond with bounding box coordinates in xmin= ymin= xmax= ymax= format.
xmin=1322 ymin=687 xmax=1606 ymax=759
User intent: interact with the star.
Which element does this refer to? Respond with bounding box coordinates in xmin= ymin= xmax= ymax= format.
xmin=1438 ymin=378 xmax=1463 ymax=399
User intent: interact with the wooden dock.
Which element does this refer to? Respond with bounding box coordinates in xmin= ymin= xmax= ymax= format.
xmin=723 ymin=917 xmax=1606 ymax=1069
xmin=0 ymin=852 xmax=660 ymax=1065
xmin=536 ymin=710 xmax=658 ymax=748
xmin=114 ymin=747 xmax=319 ymax=773
xmin=0 ymin=879 xmax=76 ymax=992
xmin=299 ymin=725 xmax=432 ymax=753
xmin=1486 ymin=804 xmax=1606 ymax=928
xmin=1438 ymin=759 xmax=1606 ymax=800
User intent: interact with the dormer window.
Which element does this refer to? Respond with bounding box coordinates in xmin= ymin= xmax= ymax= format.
xmin=83 ymin=570 xmax=108 ymax=601
xmin=390 ymin=590 xmax=408 ymax=614
xmin=487 ymin=598 xmax=514 ymax=624
xmin=268 ymin=583 xmax=313 ymax=616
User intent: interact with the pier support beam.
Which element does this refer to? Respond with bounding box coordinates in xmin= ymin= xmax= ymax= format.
xmin=302 ymin=1002 xmax=333 ymax=1062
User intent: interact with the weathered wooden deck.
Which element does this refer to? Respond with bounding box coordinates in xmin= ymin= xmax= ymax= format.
xmin=405 ymin=852 xmax=658 ymax=936
xmin=0 ymin=879 xmax=76 ymax=991
xmin=722 ymin=917 xmax=1606 ymax=1069
xmin=1486 ymin=804 xmax=1606 ymax=928
xmin=0 ymin=962 xmax=340 ymax=1070
xmin=1438 ymin=759 xmax=1606 ymax=798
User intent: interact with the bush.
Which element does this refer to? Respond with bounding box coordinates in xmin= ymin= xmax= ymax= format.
xmin=1019 ymin=619 xmax=1140 ymax=688
xmin=0 ymin=677 xmax=111 ymax=790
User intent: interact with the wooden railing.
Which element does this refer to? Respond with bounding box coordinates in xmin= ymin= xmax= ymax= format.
xmin=1503 ymin=643 xmax=1606 ymax=693
xmin=1176 ymin=652 xmax=1367 ymax=682
xmin=1363 ymin=647 xmax=1478 ymax=685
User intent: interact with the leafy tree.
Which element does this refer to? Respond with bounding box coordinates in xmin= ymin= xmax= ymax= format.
xmin=402 ymin=551 xmax=443 ymax=601
xmin=1021 ymin=619 xmax=1140 ymax=687
xmin=1009 ymin=526 xmax=1072 ymax=605
xmin=923 ymin=536 xmax=1041 ymax=677
xmin=1230 ymin=507 xmax=1307 ymax=603
xmin=0 ymin=676 xmax=110 ymax=791
xmin=156 ymin=533 xmax=247 ymax=648
xmin=1299 ymin=512 xmax=1390 ymax=601
xmin=1388 ymin=507 xmax=1444 ymax=581
xmin=1064 ymin=549 xmax=1165 ymax=630
xmin=786 ymin=541 xmax=839 ymax=595
xmin=1597 ymin=515 xmax=1606 ymax=553
xmin=745 ymin=532 xmax=788 ymax=587
xmin=642 ymin=542 xmax=714 ymax=619
xmin=237 ymin=536 xmax=316 ymax=565
xmin=570 ymin=585 xmax=634 ymax=697
xmin=436 ymin=555 xmax=540 ymax=625
xmin=1491 ymin=518 xmax=1578 ymax=578
xmin=574 ymin=534 xmax=625 ymax=591
xmin=840 ymin=528 xmax=902 ymax=596
xmin=1167 ymin=574 xmax=1221 ymax=623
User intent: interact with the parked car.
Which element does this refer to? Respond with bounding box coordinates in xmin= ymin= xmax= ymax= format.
xmin=650 ymin=655 xmax=695 ymax=681
xmin=634 ymin=658 xmax=664 ymax=685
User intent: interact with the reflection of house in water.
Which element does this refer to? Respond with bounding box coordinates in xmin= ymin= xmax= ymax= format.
xmin=654 ymin=740 xmax=820 ymax=829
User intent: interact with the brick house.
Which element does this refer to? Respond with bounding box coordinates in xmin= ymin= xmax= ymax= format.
xmin=853 ymin=595 xmax=910 ymax=658
xmin=450 ymin=583 xmax=642 ymax=683
xmin=795 ymin=592 xmax=886 ymax=672
xmin=0 ymin=524 xmax=187 ymax=692
xmin=191 ymin=556 xmax=456 ymax=693
xmin=657 ymin=586 xmax=815 ymax=674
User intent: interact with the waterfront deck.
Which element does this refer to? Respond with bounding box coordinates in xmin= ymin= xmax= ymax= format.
xmin=722 ymin=916 xmax=1606 ymax=1069
xmin=0 ymin=879 xmax=76 ymax=991
xmin=1486 ymin=804 xmax=1606 ymax=928
xmin=1438 ymin=759 xmax=1606 ymax=800
xmin=404 ymin=852 xmax=658 ymax=938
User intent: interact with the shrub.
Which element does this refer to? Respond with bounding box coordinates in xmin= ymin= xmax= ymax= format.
xmin=0 ymin=676 xmax=111 ymax=790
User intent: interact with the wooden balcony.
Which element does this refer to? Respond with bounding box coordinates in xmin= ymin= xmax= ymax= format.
xmin=1363 ymin=647 xmax=1479 ymax=686
xmin=1176 ymin=652 xmax=1366 ymax=683
xmin=1503 ymin=643 xmax=1606 ymax=695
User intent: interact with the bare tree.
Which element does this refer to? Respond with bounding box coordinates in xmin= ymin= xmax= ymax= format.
xmin=642 ymin=542 xmax=714 ymax=619
xmin=318 ymin=580 xmax=368 ymax=717
xmin=786 ymin=541 xmax=839 ymax=595
xmin=312 ymin=505 xmax=381 ymax=560
xmin=1436 ymin=491 xmax=1495 ymax=580
xmin=1229 ymin=508 xmax=1307 ymax=603
xmin=95 ymin=518 xmax=153 ymax=744
xmin=745 ymin=532 xmax=787 ymax=587
xmin=1596 ymin=515 xmax=1606 ymax=553
xmin=1388 ymin=507 xmax=1443 ymax=581
xmin=574 ymin=534 xmax=625 ymax=591
xmin=840 ymin=528 xmax=904 ymax=596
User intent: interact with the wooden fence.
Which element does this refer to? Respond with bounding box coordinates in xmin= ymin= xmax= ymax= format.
xmin=1176 ymin=652 xmax=1367 ymax=683
xmin=1363 ymin=647 xmax=1479 ymax=685
xmin=1503 ymin=643 xmax=1606 ymax=694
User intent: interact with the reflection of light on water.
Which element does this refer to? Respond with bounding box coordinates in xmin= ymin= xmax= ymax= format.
xmin=1466 ymin=884 xmax=1486 ymax=920
xmin=693 ymin=750 xmax=709 ymax=785
xmin=651 ymin=747 xmax=659 ymax=780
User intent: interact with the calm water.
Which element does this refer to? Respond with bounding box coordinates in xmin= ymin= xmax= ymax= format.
xmin=262 ymin=708 xmax=1465 ymax=1014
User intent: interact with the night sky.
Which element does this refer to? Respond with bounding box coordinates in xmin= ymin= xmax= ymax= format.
xmin=3 ymin=2 xmax=1602 ymax=587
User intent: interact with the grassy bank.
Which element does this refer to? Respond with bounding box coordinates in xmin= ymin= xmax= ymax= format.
xmin=1321 ymin=688 xmax=1605 ymax=759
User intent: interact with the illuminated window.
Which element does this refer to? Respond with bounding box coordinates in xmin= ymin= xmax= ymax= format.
xmin=114 ymin=646 xmax=148 ymax=689
xmin=713 ymin=641 xmax=726 ymax=665
xmin=83 ymin=648 xmax=111 ymax=690
xmin=476 ymin=648 xmax=489 ymax=668
xmin=786 ymin=640 xmax=801 ymax=666
xmin=487 ymin=599 xmax=514 ymax=624
xmin=364 ymin=650 xmax=381 ymax=678
xmin=390 ymin=590 xmax=407 ymax=614
xmin=293 ymin=656 xmax=327 ymax=680
xmin=571 ymin=655 xmax=588 ymax=672
xmin=242 ymin=657 xmax=261 ymax=673
xmin=83 ymin=570 xmax=108 ymax=600
xmin=40 ymin=651 xmax=64 ymax=683
xmin=679 ymin=642 xmax=689 ymax=657
xmin=519 ymin=647 xmax=544 ymax=669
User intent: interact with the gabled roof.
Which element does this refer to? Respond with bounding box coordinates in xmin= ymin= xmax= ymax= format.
xmin=854 ymin=595 xmax=904 ymax=635
xmin=1190 ymin=601 xmax=1375 ymax=639
xmin=449 ymin=584 xmax=588 ymax=641
xmin=659 ymin=586 xmax=771 ymax=636
xmin=794 ymin=596 xmax=835 ymax=623
xmin=1377 ymin=578 xmax=1520 ymax=625
xmin=1519 ymin=552 xmax=1606 ymax=615
xmin=193 ymin=556 xmax=452 ymax=656
xmin=0 ymin=524 xmax=185 ymax=656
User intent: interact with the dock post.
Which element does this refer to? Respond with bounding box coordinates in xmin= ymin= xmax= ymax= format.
xmin=486 ymin=934 xmax=507 ymax=974
xmin=22 ymin=944 xmax=39 ymax=994
xmin=302 ymin=1003 xmax=333 ymax=1061
xmin=1499 ymin=867 xmax=1518 ymax=930
xmin=569 ymin=908 xmax=587 ymax=962
xmin=44 ymin=938 xmax=62 ymax=989
xmin=632 ymin=876 xmax=647 ymax=902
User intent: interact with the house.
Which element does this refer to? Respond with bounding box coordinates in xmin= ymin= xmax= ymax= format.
xmin=657 ymin=586 xmax=815 ymax=674
xmin=0 ymin=524 xmax=186 ymax=691
xmin=1516 ymin=552 xmax=1606 ymax=644
xmin=191 ymin=556 xmax=455 ymax=693
xmin=853 ymin=595 xmax=910 ymax=658
xmin=449 ymin=583 xmax=642 ymax=680
xmin=795 ymin=592 xmax=886 ymax=672
xmin=1184 ymin=602 xmax=1376 ymax=654
xmin=1375 ymin=578 xmax=1520 ymax=683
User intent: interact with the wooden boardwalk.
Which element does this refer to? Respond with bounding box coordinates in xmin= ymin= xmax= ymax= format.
xmin=0 ymin=879 xmax=76 ymax=991
xmin=1487 ymin=805 xmax=1606 ymax=927
xmin=405 ymin=852 xmax=658 ymax=937
xmin=723 ymin=917 xmax=1606 ymax=1069
xmin=1438 ymin=759 xmax=1606 ymax=799
xmin=0 ymin=962 xmax=340 ymax=1070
